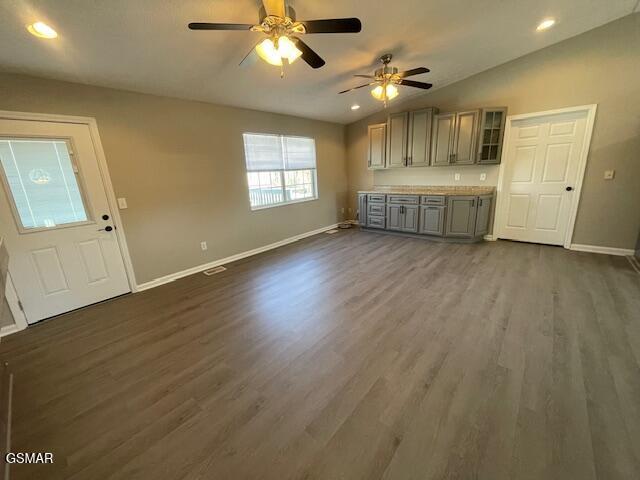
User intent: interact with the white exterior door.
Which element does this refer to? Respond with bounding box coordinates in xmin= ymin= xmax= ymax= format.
xmin=0 ymin=119 xmax=130 ymax=323
xmin=497 ymin=109 xmax=590 ymax=246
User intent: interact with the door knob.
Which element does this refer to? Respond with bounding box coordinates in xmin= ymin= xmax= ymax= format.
xmin=98 ymin=226 xmax=113 ymax=232
xmin=566 ymin=186 xmax=574 ymax=191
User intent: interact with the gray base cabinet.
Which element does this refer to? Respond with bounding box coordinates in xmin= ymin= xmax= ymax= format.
xmin=387 ymin=204 xmax=419 ymax=233
xmin=445 ymin=196 xmax=478 ymax=238
xmin=419 ymin=206 xmax=446 ymax=236
xmin=358 ymin=192 xmax=494 ymax=242
xmin=474 ymin=195 xmax=493 ymax=236
xmin=357 ymin=194 xmax=367 ymax=226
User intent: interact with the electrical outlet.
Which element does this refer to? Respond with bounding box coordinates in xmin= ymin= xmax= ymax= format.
xmin=200 ymin=241 xmax=207 ymax=251
xmin=604 ymin=170 xmax=615 ymax=180
xmin=480 ymin=173 xmax=487 ymax=181
xmin=117 ymin=197 xmax=128 ymax=209
xmin=454 ymin=173 xmax=461 ymax=181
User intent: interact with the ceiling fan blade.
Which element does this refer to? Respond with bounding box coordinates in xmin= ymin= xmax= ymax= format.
xmin=262 ymin=0 xmax=285 ymax=17
xmin=188 ymin=22 xmax=253 ymax=31
xmin=353 ymin=74 xmax=375 ymax=79
xmin=301 ymin=18 xmax=362 ymax=34
xmin=397 ymin=79 xmax=433 ymax=89
xmin=291 ymin=37 xmax=326 ymax=69
xmin=397 ymin=67 xmax=430 ymax=78
xmin=339 ymin=83 xmax=375 ymax=94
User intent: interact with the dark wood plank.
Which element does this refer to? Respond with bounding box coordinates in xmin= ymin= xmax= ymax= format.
xmin=0 ymin=230 xmax=639 ymax=479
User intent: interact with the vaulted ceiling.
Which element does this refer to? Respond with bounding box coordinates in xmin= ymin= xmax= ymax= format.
xmin=0 ymin=0 xmax=637 ymax=123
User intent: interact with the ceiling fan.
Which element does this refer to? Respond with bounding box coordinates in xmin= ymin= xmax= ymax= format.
xmin=339 ymin=54 xmax=432 ymax=105
xmin=188 ymin=0 xmax=361 ymax=73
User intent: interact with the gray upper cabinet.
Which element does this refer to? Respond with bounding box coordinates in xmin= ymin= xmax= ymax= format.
xmin=386 ymin=112 xmax=409 ymax=168
xmin=407 ymin=108 xmax=434 ymax=167
xmin=445 ymin=196 xmax=478 ymax=237
xmin=367 ymin=123 xmax=387 ymax=170
xmin=474 ymin=194 xmax=493 ymax=236
xmin=419 ymin=205 xmax=445 ymax=236
xmin=451 ymin=110 xmax=480 ymax=165
xmin=430 ymin=113 xmax=456 ymax=166
xmin=478 ymin=108 xmax=507 ymax=164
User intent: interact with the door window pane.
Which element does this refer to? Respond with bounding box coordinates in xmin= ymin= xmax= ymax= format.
xmin=0 ymin=139 xmax=89 ymax=230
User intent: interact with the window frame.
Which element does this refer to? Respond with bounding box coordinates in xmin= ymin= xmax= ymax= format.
xmin=0 ymin=135 xmax=95 ymax=234
xmin=242 ymin=133 xmax=319 ymax=211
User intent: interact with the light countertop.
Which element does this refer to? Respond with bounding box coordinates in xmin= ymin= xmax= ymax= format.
xmin=357 ymin=185 xmax=495 ymax=196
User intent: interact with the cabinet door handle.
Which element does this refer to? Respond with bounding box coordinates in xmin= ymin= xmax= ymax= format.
xmin=479 ymin=199 xmax=483 ymax=206
xmin=471 ymin=199 xmax=475 ymax=207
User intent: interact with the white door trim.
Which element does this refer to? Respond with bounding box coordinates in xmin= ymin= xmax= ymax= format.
xmin=493 ymin=104 xmax=597 ymax=249
xmin=0 ymin=110 xmax=138 ymax=295
xmin=1 ymin=272 xmax=28 ymax=338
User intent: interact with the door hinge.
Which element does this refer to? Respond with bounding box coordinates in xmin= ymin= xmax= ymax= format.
xmin=17 ymin=300 xmax=24 ymax=312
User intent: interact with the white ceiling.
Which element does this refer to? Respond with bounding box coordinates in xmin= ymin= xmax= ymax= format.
xmin=0 ymin=0 xmax=637 ymax=123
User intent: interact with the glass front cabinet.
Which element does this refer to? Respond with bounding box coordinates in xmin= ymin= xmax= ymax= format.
xmin=478 ymin=107 xmax=507 ymax=164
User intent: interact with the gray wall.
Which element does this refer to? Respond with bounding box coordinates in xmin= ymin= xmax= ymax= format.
xmin=0 ymin=74 xmax=347 ymax=284
xmin=346 ymin=13 xmax=640 ymax=250
xmin=0 ymin=299 xmax=13 ymax=329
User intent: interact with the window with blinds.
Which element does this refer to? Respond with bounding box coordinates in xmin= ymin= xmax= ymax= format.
xmin=242 ymin=133 xmax=318 ymax=209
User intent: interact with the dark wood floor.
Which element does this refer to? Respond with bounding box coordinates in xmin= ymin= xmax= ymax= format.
xmin=1 ymin=229 xmax=639 ymax=479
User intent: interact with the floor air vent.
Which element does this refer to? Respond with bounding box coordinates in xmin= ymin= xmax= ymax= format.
xmin=203 ymin=266 xmax=227 ymax=276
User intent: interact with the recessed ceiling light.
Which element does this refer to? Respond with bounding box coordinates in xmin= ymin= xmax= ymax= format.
xmin=536 ymin=18 xmax=555 ymax=31
xmin=351 ymin=104 xmax=360 ymax=110
xmin=27 ymin=22 xmax=58 ymax=39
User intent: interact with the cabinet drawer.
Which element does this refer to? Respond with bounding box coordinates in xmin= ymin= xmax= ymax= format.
xmin=367 ymin=203 xmax=386 ymax=216
xmin=367 ymin=216 xmax=386 ymax=229
xmin=420 ymin=195 xmax=445 ymax=205
xmin=387 ymin=195 xmax=419 ymax=205
xmin=367 ymin=194 xmax=386 ymax=203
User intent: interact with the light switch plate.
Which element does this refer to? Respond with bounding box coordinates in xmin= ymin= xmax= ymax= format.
xmin=117 ymin=197 xmax=128 ymax=209
xmin=604 ymin=170 xmax=615 ymax=180
xmin=454 ymin=173 xmax=461 ymax=181
xmin=480 ymin=173 xmax=487 ymax=181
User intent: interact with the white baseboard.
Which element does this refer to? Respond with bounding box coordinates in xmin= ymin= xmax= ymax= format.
xmin=569 ymin=243 xmax=635 ymax=256
xmin=0 ymin=323 xmax=26 ymax=339
xmin=136 ymin=223 xmax=339 ymax=291
xmin=483 ymin=235 xmax=496 ymax=241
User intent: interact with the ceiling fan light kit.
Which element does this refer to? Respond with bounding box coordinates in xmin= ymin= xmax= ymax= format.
xmin=340 ymin=54 xmax=433 ymax=106
xmin=255 ymin=36 xmax=302 ymax=66
xmin=188 ymin=0 xmax=361 ymax=74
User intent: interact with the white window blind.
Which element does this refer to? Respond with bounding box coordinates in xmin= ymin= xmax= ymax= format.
xmin=242 ymin=133 xmax=317 ymax=209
